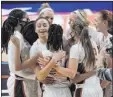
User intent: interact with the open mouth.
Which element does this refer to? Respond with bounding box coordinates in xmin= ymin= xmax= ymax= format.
xmin=39 ymin=31 xmax=47 ymax=33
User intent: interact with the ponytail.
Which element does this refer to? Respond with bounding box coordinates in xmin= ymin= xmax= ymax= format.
xmin=80 ymin=27 xmax=96 ymax=70
xmin=1 ymin=9 xmax=26 ymax=53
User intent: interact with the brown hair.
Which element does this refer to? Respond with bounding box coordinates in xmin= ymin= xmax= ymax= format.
xmin=99 ymin=10 xmax=113 ymax=35
xmin=73 ymin=9 xmax=96 ymax=70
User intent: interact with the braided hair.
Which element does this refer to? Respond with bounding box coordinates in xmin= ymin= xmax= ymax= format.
xmin=1 ymin=9 xmax=27 ymax=53
xmin=47 ymin=24 xmax=63 ymax=51
xmin=21 ymin=21 xmax=38 ymax=45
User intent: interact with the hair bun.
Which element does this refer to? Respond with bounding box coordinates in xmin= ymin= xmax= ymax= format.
xmin=39 ymin=3 xmax=51 ymax=12
xmin=42 ymin=3 xmax=50 ymax=8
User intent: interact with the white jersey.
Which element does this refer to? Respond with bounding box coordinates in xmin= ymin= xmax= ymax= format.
xmin=7 ymin=31 xmax=41 ymax=97
xmin=30 ymin=39 xmax=70 ymax=87
xmin=30 ymin=39 xmax=47 ymax=58
xmin=69 ymin=40 xmax=103 ymax=97
xmin=8 ymin=30 xmax=35 ymax=80
xmin=96 ymin=33 xmax=112 ymax=51
xmin=70 ymin=40 xmax=98 ymax=63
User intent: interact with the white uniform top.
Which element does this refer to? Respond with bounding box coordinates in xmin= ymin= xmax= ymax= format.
xmin=96 ymin=33 xmax=112 ymax=51
xmin=8 ymin=31 xmax=36 ymax=80
xmin=30 ymin=39 xmax=70 ymax=87
xmin=70 ymin=40 xmax=98 ymax=63
xmin=69 ymin=40 xmax=100 ymax=87
xmin=30 ymin=39 xmax=47 ymax=57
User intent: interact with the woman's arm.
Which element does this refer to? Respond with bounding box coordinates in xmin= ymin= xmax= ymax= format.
xmin=33 ymin=51 xmax=66 ymax=81
xmin=34 ymin=51 xmax=65 ymax=81
xmin=33 ymin=58 xmax=56 ymax=81
xmin=54 ymin=58 xmax=78 ymax=79
xmin=72 ymin=71 xmax=96 ymax=83
xmin=10 ymin=36 xmax=39 ymax=71
xmin=38 ymin=56 xmax=96 ymax=82
xmin=53 ymin=45 xmax=80 ymax=79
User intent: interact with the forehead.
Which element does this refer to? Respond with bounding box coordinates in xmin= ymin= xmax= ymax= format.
xmin=43 ymin=10 xmax=54 ymax=17
xmin=36 ymin=18 xmax=49 ymax=24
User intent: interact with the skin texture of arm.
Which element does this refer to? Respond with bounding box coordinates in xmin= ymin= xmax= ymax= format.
xmin=72 ymin=71 xmax=96 ymax=83
xmin=53 ymin=58 xmax=78 ymax=79
xmin=14 ymin=45 xmax=40 ymax=71
xmin=33 ymin=58 xmax=56 ymax=81
xmin=38 ymin=55 xmax=97 ymax=82
xmin=10 ymin=36 xmax=40 ymax=71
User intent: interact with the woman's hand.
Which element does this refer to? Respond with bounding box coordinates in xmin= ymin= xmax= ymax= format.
xmin=37 ymin=57 xmax=51 ymax=66
xmin=52 ymin=51 xmax=66 ymax=63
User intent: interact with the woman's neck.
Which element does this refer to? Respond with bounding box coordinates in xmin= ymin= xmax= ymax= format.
xmin=102 ymin=30 xmax=108 ymax=38
xmin=39 ymin=37 xmax=47 ymax=44
xmin=74 ymin=37 xmax=80 ymax=44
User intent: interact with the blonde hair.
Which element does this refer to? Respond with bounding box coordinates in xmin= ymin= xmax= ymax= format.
xmin=39 ymin=3 xmax=51 ymax=12
xmin=38 ymin=3 xmax=54 ymax=17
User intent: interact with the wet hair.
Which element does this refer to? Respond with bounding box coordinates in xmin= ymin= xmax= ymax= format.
xmin=21 ymin=21 xmax=38 ymax=45
xmin=1 ymin=9 xmax=26 ymax=53
xmin=99 ymin=10 xmax=113 ymax=35
xmin=47 ymin=24 xmax=63 ymax=51
xmin=72 ymin=9 xmax=96 ymax=70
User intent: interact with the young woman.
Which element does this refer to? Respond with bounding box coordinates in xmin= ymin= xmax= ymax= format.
xmin=28 ymin=16 xmax=71 ymax=97
xmin=1 ymin=9 xmax=41 ymax=97
xmin=95 ymin=10 xmax=113 ymax=97
xmin=95 ymin=10 xmax=112 ymax=51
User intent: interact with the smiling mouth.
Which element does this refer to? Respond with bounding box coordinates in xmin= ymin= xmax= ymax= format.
xmin=39 ymin=31 xmax=46 ymax=33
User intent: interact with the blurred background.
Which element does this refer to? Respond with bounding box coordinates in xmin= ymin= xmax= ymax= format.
xmin=1 ymin=1 xmax=112 ymax=97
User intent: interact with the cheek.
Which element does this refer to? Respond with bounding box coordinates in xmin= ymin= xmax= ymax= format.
xmin=45 ymin=26 xmax=49 ymax=31
xmin=35 ymin=27 xmax=39 ymax=33
xmin=96 ymin=21 xmax=102 ymax=27
xmin=98 ymin=23 xmax=104 ymax=29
